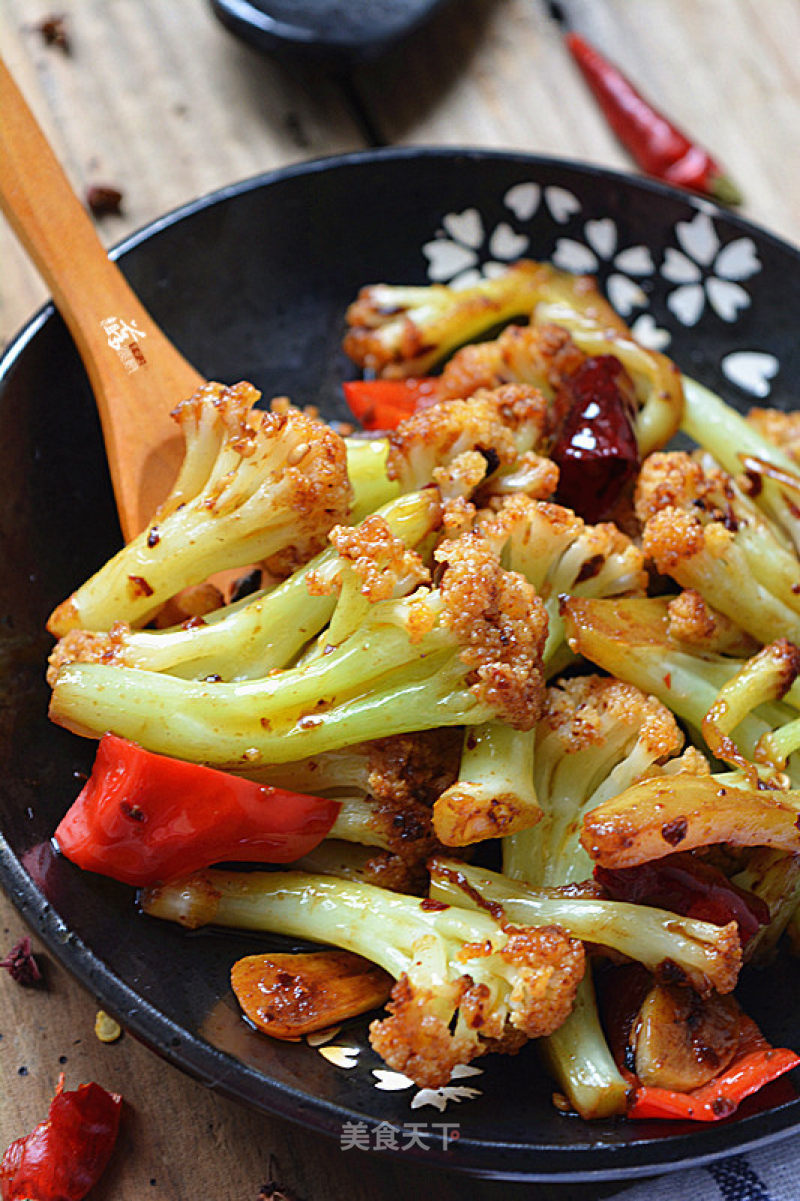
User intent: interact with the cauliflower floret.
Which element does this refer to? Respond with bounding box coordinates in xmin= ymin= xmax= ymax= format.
xmin=747 ymin=407 xmax=800 ymax=464
xmin=480 ymin=493 xmax=647 ymax=670
xmin=436 ymin=530 xmax=548 ymax=730
xmin=321 ymin=515 xmax=431 ymax=603
xmin=387 ymin=383 xmax=550 ymax=494
xmin=503 ymin=674 xmax=684 ymax=889
xmin=48 ymin=383 xmax=352 ymax=636
xmin=142 ymin=869 xmax=585 ymax=1089
xmin=666 ymin=590 xmax=760 ymax=657
xmin=343 ymin=260 xmax=558 ymax=377
xmin=637 ymin=452 xmax=800 ymax=646
xmin=541 ymin=675 xmax=682 ymax=763
xmin=435 ymin=321 xmax=586 ymax=405
xmin=50 ymin=528 xmax=547 ymax=764
xmin=369 ymin=923 xmax=585 ymax=1087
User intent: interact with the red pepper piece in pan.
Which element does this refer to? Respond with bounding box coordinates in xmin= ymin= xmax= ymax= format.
xmin=551 ymin=354 xmax=639 ymax=523
xmin=55 ymin=733 xmax=341 ymax=887
xmin=0 ymin=1075 xmax=121 ymax=1201
xmin=628 ymin=1014 xmax=800 ymax=1121
xmin=599 ymin=965 xmax=800 ymax=1122
xmin=566 ymin=32 xmax=742 ymax=206
xmin=594 ymin=852 xmax=770 ymax=946
xmin=343 ymin=377 xmax=440 ymax=430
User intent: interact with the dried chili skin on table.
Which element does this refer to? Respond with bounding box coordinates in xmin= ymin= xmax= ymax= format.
xmin=0 ymin=1076 xmax=122 ymax=1201
xmin=566 ymin=31 xmax=742 ymax=205
xmin=0 ymin=936 xmax=42 ymax=986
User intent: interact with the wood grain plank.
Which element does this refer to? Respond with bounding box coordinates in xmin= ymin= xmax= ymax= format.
xmin=351 ymin=2 xmax=631 ymax=168
xmin=0 ymin=0 xmax=366 ymax=346
xmin=354 ymin=0 xmax=800 ymax=247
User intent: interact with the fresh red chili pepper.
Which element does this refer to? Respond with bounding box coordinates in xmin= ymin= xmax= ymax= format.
xmin=0 ymin=1075 xmax=121 ymax=1201
xmin=566 ymin=32 xmax=742 ymax=205
xmin=343 ymin=377 xmax=440 ymax=430
xmin=595 ymin=852 xmax=770 ymax=945
xmin=551 ymin=354 xmax=639 ymax=522
xmin=54 ymin=734 xmax=340 ymax=886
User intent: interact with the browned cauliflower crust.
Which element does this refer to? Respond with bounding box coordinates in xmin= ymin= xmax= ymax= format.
xmin=636 ymin=451 xmax=800 ymax=646
xmin=634 ymin=450 xmax=715 ymax=525
xmin=666 ymin=590 xmax=760 ymax=657
xmin=437 ymin=531 xmax=548 ymax=730
xmin=541 ymin=675 xmax=682 ymax=764
xmin=369 ymin=923 xmax=584 ymax=1087
xmin=247 ymin=730 xmax=462 ymax=886
xmin=48 ymin=385 xmax=352 ymax=636
xmin=310 ymin=515 xmax=431 ymax=602
xmin=475 ymin=492 xmax=646 ymax=671
xmin=343 ymin=260 xmax=559 ymax=377
xmin=386 ymin=383 xmax=550 ymax=493
xmin=748 ymin=407 xmax=800 ymax=464
xmin=369 ymin=974 xmax=480 ymax=1087
xmin=47 ymin=622 xmax=129 ymax=687
xmin=365 ymin=729 xmax=462 ymax=808
xmin=435 ymin=321 xmax=586 ymax=405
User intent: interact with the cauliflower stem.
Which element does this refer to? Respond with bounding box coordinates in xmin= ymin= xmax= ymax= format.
xmin=141 ymin=869 xmax=585 ymax=1088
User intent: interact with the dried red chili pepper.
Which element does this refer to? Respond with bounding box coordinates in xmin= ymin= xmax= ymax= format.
xmin=595 ymin=852 xmax=770 ymax=945
xmin=0 ymin=937 xmax=42 ymax=987
xmin=566 ymin=32 xmax=742 ymax=205
xmin=55 ymin=734 xmax=341 ymax=886
xmin=551 ymin=354 xmax=639 ymax=522
xmin=0 ymin=1075 xmax=121 ymax=1201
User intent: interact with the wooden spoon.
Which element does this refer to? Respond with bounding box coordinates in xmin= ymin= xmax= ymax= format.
xmin=0 ymin=57 xmax=204 ymax=542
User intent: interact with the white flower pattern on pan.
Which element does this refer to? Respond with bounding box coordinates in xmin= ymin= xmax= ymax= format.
xmin=628 ymin=312 xmax=672 ymax=352
xmin=317 ymin=1044 xmax=360 ymax=1068
xmin=662 ymin=211 xmax=761 ymax=326
xmin=503 ymin=183 xmax=581 ymax=225
xmin=371 ymin=1063 xmax=484 ymax=1111
xmin=552 ymin=218 xmax=654 ymax=318
xmin=313 ymin=1040 xmax=485 ymax=1111
xmin=422 ymin=185 xmax=582 ymax=289
xmin=721 ymin=351 xmax=779 ymax=398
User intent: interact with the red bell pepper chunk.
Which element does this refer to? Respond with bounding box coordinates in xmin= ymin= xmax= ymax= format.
xmin=343 ymin=377 xmax=440 ymax=430
xmin=628 ymin=1015 xmax=800 ymax=1122
xmin=1 ymin=1075 xmax=121 ymax=1201
xmin=55 ymin=734 xmax=340 ymax=886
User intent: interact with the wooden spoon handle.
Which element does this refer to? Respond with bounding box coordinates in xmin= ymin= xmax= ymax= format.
xmin=0 ymin=57 xmax=204 ymax=540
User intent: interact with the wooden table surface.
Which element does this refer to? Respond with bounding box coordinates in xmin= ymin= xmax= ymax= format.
xmin=2 ymin=2 xmax=800 ymax=1197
